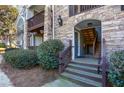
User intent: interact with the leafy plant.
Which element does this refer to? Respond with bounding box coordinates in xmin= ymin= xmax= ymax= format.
xmin=108 ymin=50 xmax=124 ymax=87
xmin=108 ymin=69 xmax=124 ymax=87
xmin=3 ymin=49 xmax=38 ymax=69
xmin=0 ymin=43 xmax=6 ymax=48
xmin=37 ymin=39 xmax=64 ymax=70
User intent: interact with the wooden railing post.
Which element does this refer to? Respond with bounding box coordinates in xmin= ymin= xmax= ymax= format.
xmin=102 ymin=56 xmax=107 ymax=87
xmin=101 ymin=38 xmax=108 ymax=87
xmin=58 ymin=40 xmax=72 ymax=74
xmin=59 ymin=52 xmax=62 ymax=74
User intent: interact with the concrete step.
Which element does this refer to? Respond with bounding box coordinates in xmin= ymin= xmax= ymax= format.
xmin=71 ymin=61 xmax=100 ymax=68
xmin=65 ymin=67 xmax=102 ymax=79
xmin=72 ymin=58 xmax=99 ymax=65
xmin=68 ymin=63 xmax=98 ymax=71
xmin=61 ymin=72 xmax=102 ymax=87
xmin=65 ymin=70 xmax=102 ymax=82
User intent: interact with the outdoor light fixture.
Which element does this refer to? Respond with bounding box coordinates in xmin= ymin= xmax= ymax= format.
xmin=87 ymin=23 xmax=93 ymax=27
xmin=57 ymin=15 xmax=63 ymax=26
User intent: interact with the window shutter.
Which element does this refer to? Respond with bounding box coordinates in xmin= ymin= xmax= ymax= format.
xmin=69 ymin=5 xmax=74 ymax=17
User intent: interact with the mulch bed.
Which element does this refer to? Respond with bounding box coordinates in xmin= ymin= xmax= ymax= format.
xmin=0 ymin=62 xmax=59 ymax=87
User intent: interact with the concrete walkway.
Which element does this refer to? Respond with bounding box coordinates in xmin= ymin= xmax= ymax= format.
xmin=43 ymin=78 xmax=80 ymax=87
xmin=0 ymin=55 xmax=13 ymax=87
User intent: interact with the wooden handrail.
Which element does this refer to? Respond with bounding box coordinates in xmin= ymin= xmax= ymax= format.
xmin=59 ymin=40 xmax=72 ymax=73
xmin=97 ymin=38 xmax=108 ymax=86
xmin=101 ymin=38 xmax=108 ymax=87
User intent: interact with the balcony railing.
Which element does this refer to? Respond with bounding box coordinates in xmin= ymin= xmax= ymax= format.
xmin=27 ymin=11 xmax=44 ymax=31
xmin=69 ymin=5 xmax=103 ymax=17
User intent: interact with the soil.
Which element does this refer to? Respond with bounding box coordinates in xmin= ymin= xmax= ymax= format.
xmin=0 ymin=62 xmax=59 ymax=87
xmin=107 ymin=82 xmax=113 ymax=87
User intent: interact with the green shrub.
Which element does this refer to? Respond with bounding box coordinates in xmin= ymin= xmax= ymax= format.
xmin=37 ymin=39 xmax=64 ymax=70
xmin=110 ymin=51 xmax=124 ymax=70
xmin=108 ymin=50 xmax=124 ymax=87
xmin=0 ymin=43 xmax=6 ymax=48
xmin=3 ymin=49 xmax=38 ymax=69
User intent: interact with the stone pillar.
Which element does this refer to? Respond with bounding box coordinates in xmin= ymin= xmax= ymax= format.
xmin=44 ymin=5 xmax=53 ymax=41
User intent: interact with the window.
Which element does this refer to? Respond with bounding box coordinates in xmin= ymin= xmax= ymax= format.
xmin=69 ymin=5 xmax=103 ymax=17
xmin=121 ymin=5 xmax=124 ymax=11
xmin=69 ymin=5 xmax=82 ymax=17
xmin=74 ymin=5 xmax=81 ymax=14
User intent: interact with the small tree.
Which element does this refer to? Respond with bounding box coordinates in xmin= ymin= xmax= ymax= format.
xmin=0 ymin=5 xmax=18 ymax=47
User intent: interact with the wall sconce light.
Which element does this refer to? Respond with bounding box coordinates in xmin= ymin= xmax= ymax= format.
xmin=57 ymin=15 xmax=63 ymax=26
xmin=87 ymin=23 xmax=93 ymax=27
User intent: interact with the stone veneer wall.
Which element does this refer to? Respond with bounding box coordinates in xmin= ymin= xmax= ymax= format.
xmin=54 ymin=5 xmax=124 ymax=56
xmin=44 ymin=5 xmax=53 ymax=41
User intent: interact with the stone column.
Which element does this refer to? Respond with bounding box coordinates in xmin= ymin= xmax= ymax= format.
xmin=44 ymin=5 xmax=53 ymax=41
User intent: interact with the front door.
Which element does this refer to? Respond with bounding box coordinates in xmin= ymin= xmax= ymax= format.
xmin=75 ymin=32 xmax=78 ymax=58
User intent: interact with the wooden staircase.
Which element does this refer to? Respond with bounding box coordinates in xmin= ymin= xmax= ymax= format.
xmin=60 ymin=58 xmax=102 ymax=87
xmin=81 ymin=27 xmax=97 ymax=56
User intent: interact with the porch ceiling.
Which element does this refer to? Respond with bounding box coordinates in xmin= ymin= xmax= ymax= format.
xmin=28 ymin=26 xmax=44 ymax=33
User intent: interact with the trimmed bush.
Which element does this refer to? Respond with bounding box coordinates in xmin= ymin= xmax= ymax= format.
xmin=3 ymin=49 xmax=38 ymax=69
xmin=108 ymin=50 xmax=124 ymax=87
xmin=0 ymin=43 xmax=6 ymax=48
xmin=37 ymin=39 xmax=64 ymax=70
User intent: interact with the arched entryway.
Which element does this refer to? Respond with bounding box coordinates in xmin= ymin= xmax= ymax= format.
xmin=73 ymin=19 xmax=101 ymax=59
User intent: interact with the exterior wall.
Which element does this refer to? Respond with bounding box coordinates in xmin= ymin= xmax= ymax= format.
xmin=27 ymin=5 xmax=45 ymax=19
xmin=54 ymin=5 xmax=71 ymax=46
xmin=16 ymin=6 xmax=25 ymax=48
xmin=27 ymin=5 xmax=45 ymax=47
xmin=16 ymin=5 xmax=29 ymax=49
xmin=54 ymin=5 xmax=124 ymax=58
xmin=44 ymin=5 xmax=53 ymax=41
xmin=27 ymin=9 xmax=34 ymax=19
xmin=17 ymin=5 xmax=50 ymax=48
